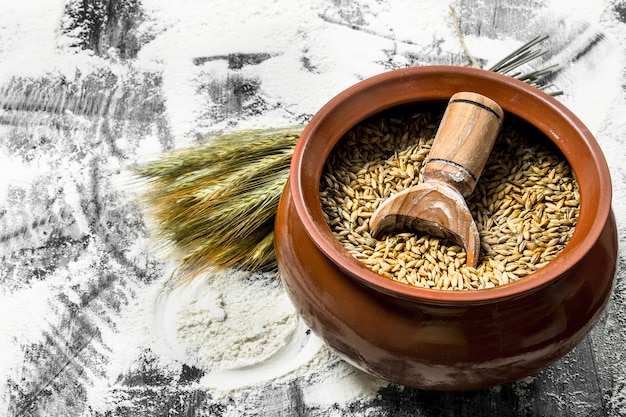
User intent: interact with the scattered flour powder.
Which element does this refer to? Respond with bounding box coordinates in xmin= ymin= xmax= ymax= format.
xmin=110 ymin=267 xmax=388 ymax=403
xmin=2 ymin=0 xmax=626 ymax=413
xmin=155 ymin=270 xmax=300 ymax=371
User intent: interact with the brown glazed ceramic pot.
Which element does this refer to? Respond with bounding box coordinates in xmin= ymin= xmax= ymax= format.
xmin=274 ymin=66 xmax=618 ymax=390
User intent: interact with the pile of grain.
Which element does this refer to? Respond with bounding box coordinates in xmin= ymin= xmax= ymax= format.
xmin=319 ymin=108 xmax=579 ymax=290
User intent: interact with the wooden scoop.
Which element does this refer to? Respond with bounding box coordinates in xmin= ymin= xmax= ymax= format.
xmin=369 ymin=92 xmax=504 ymax=267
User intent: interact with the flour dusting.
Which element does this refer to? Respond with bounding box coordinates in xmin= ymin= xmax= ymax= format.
xmin=156 ymin=270 xmax=298 ymax=370
xmin=1 ymin=0 xmax=625 ymax=414
xmin=106 ymin=267 xmax=388 ymax=405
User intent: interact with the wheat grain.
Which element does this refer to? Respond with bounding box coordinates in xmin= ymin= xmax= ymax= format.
xmin=320 ymin=107 xmax=579 ymax=290
xmin=135 ymin=125 xmax=304 ymax=284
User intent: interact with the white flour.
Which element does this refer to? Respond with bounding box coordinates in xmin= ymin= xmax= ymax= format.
xmin=105 ymin=267 xmax=387 ymax=404
xmin=154 ymin=270 xmax=300 ymax=371
xmin=2 ymin=0 xmax=626 ymax=414
xmin=136 ymin=0 xmax=460 ymax=138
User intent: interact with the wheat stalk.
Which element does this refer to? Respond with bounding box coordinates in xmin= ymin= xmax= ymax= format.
xmin=134 ymin=126 xmax=303 ymax=283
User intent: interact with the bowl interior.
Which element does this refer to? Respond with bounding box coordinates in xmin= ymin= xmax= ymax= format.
xmin=290 ymin=66 xmax=612 ymax=304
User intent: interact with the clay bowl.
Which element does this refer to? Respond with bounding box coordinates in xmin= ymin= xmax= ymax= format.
xmin=274 ymin=66 xmax=617 ymax=390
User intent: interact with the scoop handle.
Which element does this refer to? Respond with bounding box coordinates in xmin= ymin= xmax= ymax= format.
xmin=423 ymin=92 xmax=504 ymax=197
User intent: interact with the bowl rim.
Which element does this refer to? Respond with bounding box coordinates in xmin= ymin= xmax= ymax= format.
xmin=289 ymin=65 xmax=613 ymax=304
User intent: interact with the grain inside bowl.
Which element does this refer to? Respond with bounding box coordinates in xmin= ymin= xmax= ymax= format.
xmin=319 ymin=105 xmax=580 ymax=290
